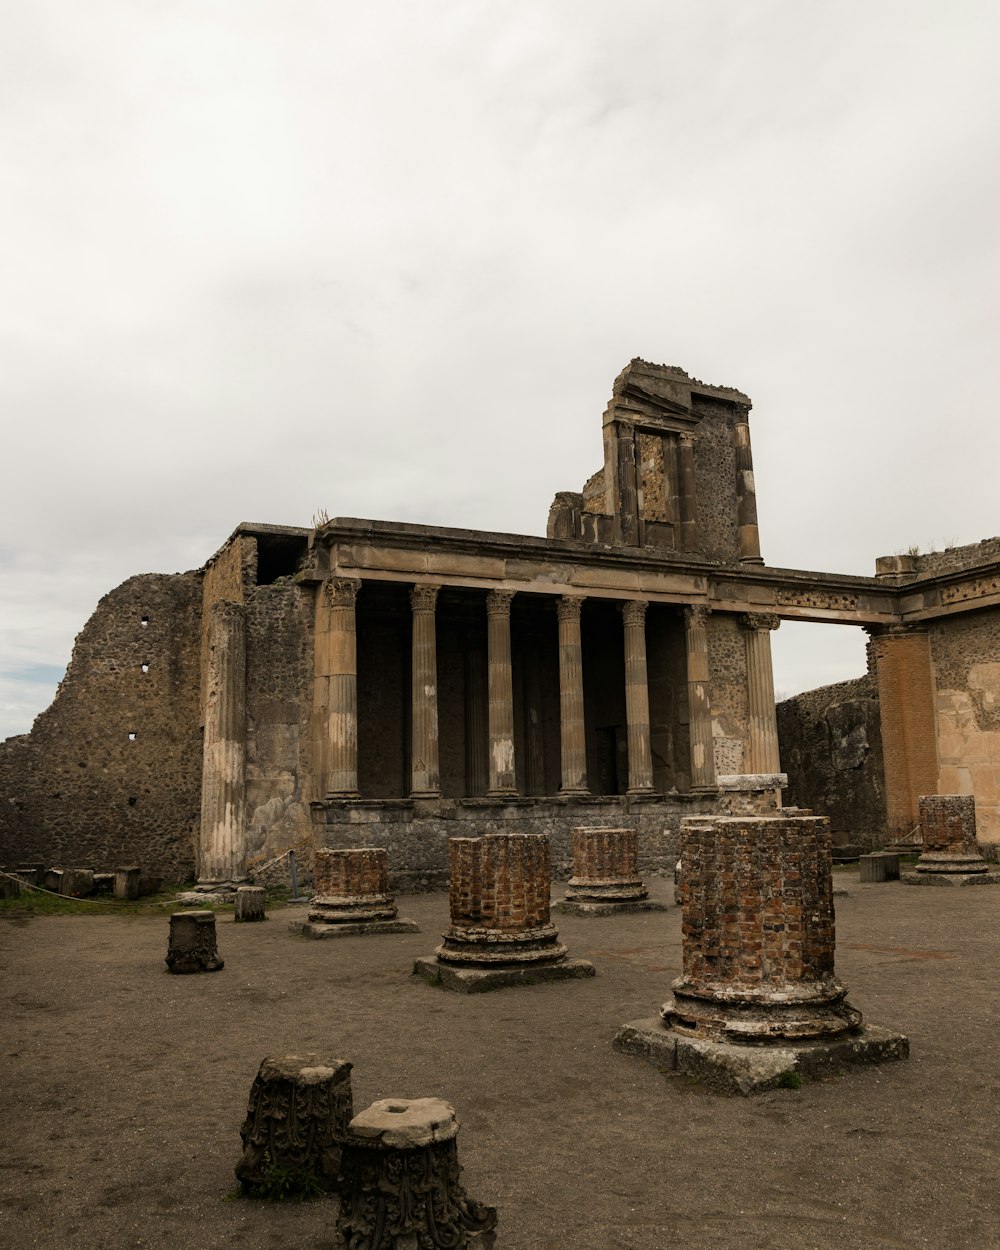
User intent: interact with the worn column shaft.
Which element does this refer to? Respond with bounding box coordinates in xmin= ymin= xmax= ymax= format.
xmin=685 ymin=606 xmax=716 ymax=790
xmin=677 ymin=433 xmax=699 ymax=551
xmin=734 ymin=420 xmax=763 ymax=563
xmin=199 ymin=600 xmax=247 ymax=883
xmin=487 ymin=590 xmax=517 ymax=796
xmin=323 ymin=579 xmax=361 ymax=797
xmin=464 ymin=638 xmax=488 ymax=796
xmin=410 ymin=584 xmax=441 ymax=797
xmin=558 ymin=597 xmax=588 ymax=795
xmin=742 ymin=614 xmax=782 ymax=774
xmin=622 ymin=600 xmax=654 ymax=794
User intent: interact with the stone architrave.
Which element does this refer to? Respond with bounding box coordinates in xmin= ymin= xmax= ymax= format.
xmin=559 ymin=827 xmax=666 ymax=916
xmin=414 ymin=833 xmax=595 ymax=991
xmin=337 ymin=1097 xmax=497 ymax=1250
xmin=621 ymin=600 xmax=655 ymax=794
xmin=902 ymin=795 xmax=1000 ymax=887
xmin=614 ymin=815 xmax=908 ymax=1094
xmin=684 ymin=606 xmax=717 ymax=790
xmin=234 ymin=885 xmax=266 ymax=921
xmin=557 ymin=596 xmax=589 ymax=795
xmin=235 ymin=1054 xmax=354 ymax=1194
xmin=114 ymin=866 xmax=141 ymax=900
xmin=199 ymin=599 xmax=248 ymax=884
xmin=410 ymin=584 xmax=442 ymax=797
xmin=166 ymin=910 xmax=224 ymax=974
xmin=486 ymin=590 xmax=518 ymax=796
xmin=290 ymin=848 xmax=418 ymax=939
xmin=740 ymin=614 xmax=782 ymax=775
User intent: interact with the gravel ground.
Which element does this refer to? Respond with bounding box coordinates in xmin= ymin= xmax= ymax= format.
xmin=2 ymin=872 xmax=999 ymax=1250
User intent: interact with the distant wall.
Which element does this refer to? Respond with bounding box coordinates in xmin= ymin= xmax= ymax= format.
xmin=776 ymin=673 xmax=886 ymax=843
xmin=0 ymin=573 xmax=203 ymax=877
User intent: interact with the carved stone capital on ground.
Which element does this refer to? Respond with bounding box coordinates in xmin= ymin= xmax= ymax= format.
xmin=620 ymin=599 xmax=647 ymax=627
xmin=325 ymin=577 xmax=362 ymax=609
xmin=410 ymin=583 xmax=441 ymax=612
xmin=485 ymin=588 xmax=515 ymax=617
xmin=740 ymin=613 xmax=781 ymax=633
xmin=556 ymin=595 xmax=585 ymax=623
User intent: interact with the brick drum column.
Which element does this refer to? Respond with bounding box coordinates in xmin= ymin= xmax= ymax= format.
xmin=663 ymin=815 xmax=862 ymax=1042
xmin=621 ymin=600 xmax=654 ymax=794
xmin=557 ymin=596 xmax=588 ymax=795
xmin=410 ymin=584 xmax=441 ymax=797
xmin=486 ymin=590 xmax=517 ymax=796
xmin=199 ymin=599 xmax=247 ymax=884
xmin=684 ymin=606 xmax=717 ymax=790
xmin=915 ymin=795 xmax=989 ymax=875
xmin=561 ymin=827 xmax=665 ymax=915
xmin=323 ymin=578 xmax=362 ymax=798
xmin=293 ymin=848 xmax=418 ymax=938
xmin=415 ymin=834 xmax=595 ymax=990
xmin=741 ymin=614 xmax=782 ymax=775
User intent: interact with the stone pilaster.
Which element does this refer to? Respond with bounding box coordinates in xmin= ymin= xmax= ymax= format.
xmin=621 ymin=600 xmax=654 ymax=794
xmin=199 ymin=599 xmax=247 ymax=884
xmin=557 ymin=596 xmax=588 ymax=795
xmin=734 ymin=419 xmax=763 ymax=563
xmin=323 ymin=578 xmax=362 ymax=798
xmin=409 ymin=584 xmax=441 ymax=797
xmin=677 ymin=432 xmax=699 ymax=551
xmin=684 ymin=605 xmax=716 ymax=790
xmin=741 ymin=613 xmax=782 ymax=775
xmin=486 ymin=589 xmax=517 ymax=797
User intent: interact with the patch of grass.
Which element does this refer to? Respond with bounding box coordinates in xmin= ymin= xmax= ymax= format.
xmin=0 ymin=883 xmax=196 ymax=919
xmin=239 ymin=1154 xmax=325 ymax=1203
xmin=777 ymin=1070 xmax=803 ymax=1090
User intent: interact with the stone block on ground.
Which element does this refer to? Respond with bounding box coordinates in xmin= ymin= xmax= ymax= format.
xmin=234 ymin=885 xmax=266 ymax=922
xmin=114 ymin=866 xmax=141 ymax=900
xmin=166 ymin=910 xmax=224 ymax=974
xmin=859 ymin=854 xmax=888 ymax=884
xmin=60 ymin=869 xmax=95 ymax=898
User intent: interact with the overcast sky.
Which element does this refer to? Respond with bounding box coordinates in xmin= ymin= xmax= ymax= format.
xmin=3 ymin=1 xmax=999 ymax=740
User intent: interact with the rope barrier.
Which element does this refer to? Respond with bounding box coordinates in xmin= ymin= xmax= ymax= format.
xmin=0 ymin=869 xmax=123 ymax=905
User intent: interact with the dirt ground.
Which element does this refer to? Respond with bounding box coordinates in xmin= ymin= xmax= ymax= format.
xmin=2 ymin=872 xmax=999 ymax=1250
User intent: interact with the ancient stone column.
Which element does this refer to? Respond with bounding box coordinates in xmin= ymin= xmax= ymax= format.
xmin=560 ymin=827 xmax=665 ymax=915
xmin=337 ymin=1097 xmax=497 ymax=1249
xmin=234 ymin=885 xmax=266 ymax=921
xmin=684 ymin=605 xmax=717 ymax=790
xmin=410 ymin=584 xmax=441 ymax=797
xmin=914 ymin=795 xmax=990 ymax=877
xmin=677 ymin=432 xmax=699 ymax=551
xmin=199 ymin=599 xmax=247 ymax=883
xmin=621 ymin=600 xmax=654 ymax=794
xmin=486 ymin=590 xmax=517 ymax=797
xmin=868 ymin=626 xmax=938 ymax=840
xmin=235 ymin=1054 xmax=354 ymax=1195
xmin=734 ymin=419 xmax=763 ymax=563
xmin=293 ymin=848 xmax=417 ymax=938
xmin=741 ymin=613 xmax=782 ymax=775
xmin=415 ymin=833 xmax=595 ymax=990
xmin=557 ymin=596 xmax=588 ymax=795
xmin=323 ymin=579 xmax=362 ymax=797
xmin=166 ymin=910 xmax=224 ymax=974
xmin=464 ymin=637 xmax=488 ymax=796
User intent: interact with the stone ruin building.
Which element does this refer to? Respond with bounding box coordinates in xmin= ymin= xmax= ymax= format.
xmin=2 ymin=357 xmax=999 ymax=883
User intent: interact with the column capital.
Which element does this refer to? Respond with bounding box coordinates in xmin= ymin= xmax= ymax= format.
xmin=325 ymin=577 xmax=361 ymax=608
xmin=409 ymin=583 xmax=440 ymax=612
xmin=557 ymin=595 xmax=585 ymax=623
xmin=683 ymin=604 xmax=711 ymax=628
xmin=741 ymin=612 xmax=781 ymax=633
xmin=677 ymin=430 xmax=695 ymax=446
xmin=486 ymin=588 xmax=516 ymax=618
xmin=620 ymin=599 xmax=647 ymax=627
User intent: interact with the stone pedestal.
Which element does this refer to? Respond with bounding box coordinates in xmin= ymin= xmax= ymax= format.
xmin=614 ymin=815 xmax=908 ymax=1093
xmin=114 ymin=866 xmax=141 ymax=900
xmin=59 ymin=868 xmax=95 ymax=897
xmin=558 ymin=827 xmax=665 ymax=916
xmin=235 ymin=1054 xmax=353 ymax=1195
xmin=414 ymin=833 xmax=595 ymax=991
xmin=290 ymin=848 xmax=418 ymax=938
xmin=902 ymin=795 xmax=1000 ymax=886
xmin=337 ymin=1097 xmax=497 ymax=1249
xmin=1 ymin=872 xmax=21 ymax=899
xmin=166 ymin=910 xmax=224 ymax=974
xmin=234 ymin=885 xmax=266 ymax=922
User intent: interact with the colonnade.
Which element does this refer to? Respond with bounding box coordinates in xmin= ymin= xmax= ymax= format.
xmin=316 ymin=579 xmax=781 ymax=800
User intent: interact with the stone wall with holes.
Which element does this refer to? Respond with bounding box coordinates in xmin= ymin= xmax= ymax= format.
xmin=776 ymin=674 xmax=886 ymax=845
xmin=0 ymin=573 xmax=203 ymax=877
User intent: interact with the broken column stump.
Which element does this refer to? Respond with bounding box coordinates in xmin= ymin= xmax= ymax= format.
xmin=165 ymin=909 xmax=224 ymax=974
xmin=289 ymin=848 xmax=418 ymax=938
xmin=235 ymin=1054 xmax=353 ymax=1195
xmin=414 ymin=832 xmax=595 ymax=992
xmin=114 ymin=866 xmax=141 ymax=900
xmin=557 ymin=826 xmax=666 ymax=916
xmin=337 ymin=1097 xmax=497 ymax=1249
xmin=234 ymin=885 xmax=266 ymax=922
xmin=615 ymin=815 xmax=908 ymax=1094
xmin=858 ymin=854 xmax=888 ymax=884
xmin=902 ymin=795 xmax=1000 ymax=887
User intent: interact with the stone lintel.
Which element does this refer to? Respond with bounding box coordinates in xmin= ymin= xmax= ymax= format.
xmin=289 ymin=918 xmax=420 ymax=938
xmin=900 ymin=871 xmax=1000 ymax=888
xmin=614 ymin=1017 xmax=909 ymax=1095
xmin=413 ymin=955 xmax=595 ymax=993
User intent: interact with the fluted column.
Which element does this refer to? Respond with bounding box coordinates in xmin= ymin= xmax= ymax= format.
xmin=199 ymin=600 xmax=247 ymax=883
xmin=741 ymin=613 xmax=782 ymax=774
xmin=464 ymin=637 xmax=487 ymax=796
xmin=487 ymin=589 xmax=518 ymax=796
xmin=324 ymin=578 xmax=361 ymax=797
xmin=557 ymin=596 xmax=588 ymax=795
xmin=684 ymin=605 xmax=716 ymax=790
xmin=621 ymin=599 xmax=654 ymax=794
xmin=409 ymin=584 xmax=441 ymax=797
